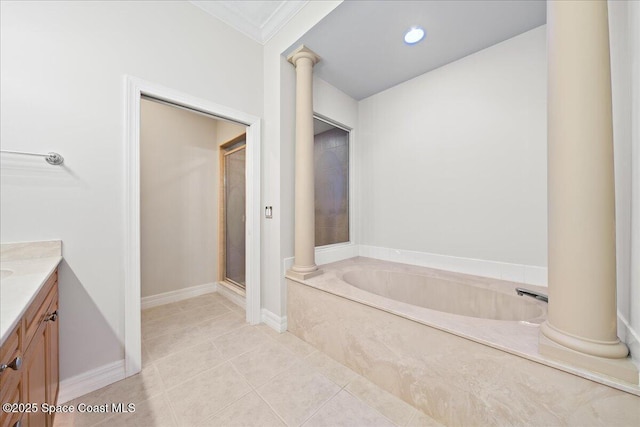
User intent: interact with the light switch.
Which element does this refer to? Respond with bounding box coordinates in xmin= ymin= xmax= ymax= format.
xmin=265 ymin=206 xmax=273 ymax=219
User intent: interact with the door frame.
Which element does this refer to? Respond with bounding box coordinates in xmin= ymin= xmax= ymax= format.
xmin=124 ymin=75 xmax=261 ymax=377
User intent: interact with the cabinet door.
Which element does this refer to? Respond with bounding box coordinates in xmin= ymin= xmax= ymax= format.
xmin=0 ymin=376 xmax=23 ymax=427
xmin=46 ymin=297 xmax=59 ymax=424
xmin=22 ymin=327 xmax=47 ymax=427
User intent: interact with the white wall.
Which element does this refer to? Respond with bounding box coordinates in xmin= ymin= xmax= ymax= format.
xmin=609 ymin=0 xmax=640 ymax=362
xmin=261 ymin=1 xmax=342 ymax=320
xmin=630 ymin=0 xmax=640 ymax=363
xmin=140 ymin=99 xmax=218 ymax=298
xmin=358 ymin=26 xmax=547 ymax=268
xmin=0 ymin=1 xmax=262 ymax=381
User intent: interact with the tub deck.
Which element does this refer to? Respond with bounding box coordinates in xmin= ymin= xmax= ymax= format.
xmin=286 ymin=257 xmax=640 ymax=425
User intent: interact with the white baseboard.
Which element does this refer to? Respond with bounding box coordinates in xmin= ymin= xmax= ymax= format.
xmin=141 ymin=282 xmax=217 ymax=310
xmin=285 ymin=244 xmax=547 ymax=286
xmin=216 ymin=282 xmax=246 ymax=309
xmin=316 ymin=243 xmax=360 ymax=265
xmin=283 ymin=244 xmax=360 ymax=276
xmin=58 ymin=360 xmax=125 ymax=404
xmin=358 ymin=245 xmax=548 ymax=286
xmin=618 ymin=311 xmax=640 ymax=369
xmin=261 ymin=308 xmax=288 ymax=333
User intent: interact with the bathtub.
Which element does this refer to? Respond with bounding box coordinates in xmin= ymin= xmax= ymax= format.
xmin=286 ymin=257 xmax=640 ymax=426
xmin=342 ymin=269 xmax=544 ymax=322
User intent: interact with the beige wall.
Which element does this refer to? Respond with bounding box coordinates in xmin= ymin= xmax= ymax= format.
xmin=141 ymin=100 xmax=246 ymax=298
xmin=217 ymin=120 xmax=246 ymax=145
xmin=141 ymin=99 xmax=218 ymax=297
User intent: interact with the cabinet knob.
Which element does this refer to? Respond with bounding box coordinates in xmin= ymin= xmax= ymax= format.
xmin=0 ymin=355 xmax=22 ymax=373
xmin=45 ymin=310 xmax=58 ymax=322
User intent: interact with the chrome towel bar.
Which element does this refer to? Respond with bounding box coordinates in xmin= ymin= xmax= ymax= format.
xmin=0 ymin=150 xmax=64 ymax=165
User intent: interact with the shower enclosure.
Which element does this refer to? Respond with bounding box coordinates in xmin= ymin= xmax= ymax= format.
xmin=221 ymin=134 xmax=246 ymax=290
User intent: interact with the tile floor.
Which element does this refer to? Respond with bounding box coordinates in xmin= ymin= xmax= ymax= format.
xmin=54 ymin=292 xmax=442 ymax=427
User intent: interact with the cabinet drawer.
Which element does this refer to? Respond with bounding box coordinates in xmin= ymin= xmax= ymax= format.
xmin=23 ymin=271 xmax=57 ymax=350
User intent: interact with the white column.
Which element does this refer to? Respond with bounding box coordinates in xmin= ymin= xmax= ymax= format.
xmin=540 ymin=0 xmax=637 ymax=384
xmin=287 ymin=45 xmax=322 ymax=280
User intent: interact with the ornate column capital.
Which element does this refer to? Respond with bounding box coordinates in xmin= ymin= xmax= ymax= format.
xmin=287 ymin=45 xmax=321 ymax=67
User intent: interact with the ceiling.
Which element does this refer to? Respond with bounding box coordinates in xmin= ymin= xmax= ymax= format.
xmin=286 ymin=0 xmax=546 ymax=100
xmin=190 ymin=1 xmax=546 ymax=100
xmin=190 ymin=0 xmax=308 ymax=44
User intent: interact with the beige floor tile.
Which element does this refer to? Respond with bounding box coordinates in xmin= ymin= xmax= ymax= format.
xmin=144 ymin=326 xmax=211 ymax=361
xmin=142 ymin=303 xmax=184 ymax=323
xmin=220 ymin=296 xmax=247 ymax=316
xmin=174 ymin=293 xmax=221 ymax=310
xmin=142 ymin=310 xmax=188 ymax=339
xmin=257 ymin=360 xmax=341 ymax=426
xmin=155 ymin=340 xmax=226 ymax=389
xmin=63 ymin=294 xmax=429 ymax=427
xmin=78 ymin=364 xmax=164 ymax=406
xmin=255 ymin=323 xmax=283 ymax=339
xmin=345 ymin=376 xmax=416 ymax=426
xmin=55 ymin=366 xmax=164 ymax=427
xmin=270 ymin=332 xmax=317 ymax=358
xmin=167 ymin=362 xmax=251 ymax=426
xmin=303 ymin=390 xmax=395 ymax=427
xmin=406 ymin=409 xmax=445 ymax=427
xmin=181 ymin=302 xmax=231 ymax=323
xmin=199 ymin=391 xmax=285 ymax=427
xmin=304 ymin=351 xmax=358 ymax=387
xmin=94 ymin=393 xmax=177 ymax=427
xmin=230 ymin=340 xmax=300 ymax=387
xmin=141 ymin=340 xmax=152 ymax=367
xmin=143 ymin=303 xmax=230 ymax=339
xmin=53 ymin=408 xmax=108 ymax=427
xmin=195 ymin=311 xmax=247 ymax=339
xmin=213 ymin=325 xmax=273 ymax=359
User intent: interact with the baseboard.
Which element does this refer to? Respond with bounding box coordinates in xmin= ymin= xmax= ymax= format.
xmin=216 ymin=282 xmax=246 ymax=309
xmin=358 ymin=245 xmax=548 ymax=286
xmin=282 ymin=244 xmax=359 ymax=276
xmin=618 ymin=311 xmax=640 ymax=369
xmin=285 ymin=245 xmax=547 ymax=286
xmin=141 ymin=282 xmax=217 ymax=310
xmin=58 ymin=360 xmax=125 ymax=404
xmin=316 ymin=243 xmax=360 ymax=265
xmin=261 ymin=308 xmax=288 ymax=333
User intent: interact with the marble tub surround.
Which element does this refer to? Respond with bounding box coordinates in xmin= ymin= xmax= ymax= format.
xmin=291 ymin=257 xmax=640 ymax=395
xmin=287 ymin=276 xmax=640 ymax=426
xmin=0 ymin=240 xmax=62 ymax=345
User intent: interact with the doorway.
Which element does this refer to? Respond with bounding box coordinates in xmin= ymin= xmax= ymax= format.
xmin=124 ymin=76 xmax=262 ymax=377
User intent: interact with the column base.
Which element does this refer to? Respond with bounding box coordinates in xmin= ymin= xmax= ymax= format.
xmin=539 ymin=331 xmax=639 ymax=384
xmin=286 ymin=268 xmax=323 ymax=281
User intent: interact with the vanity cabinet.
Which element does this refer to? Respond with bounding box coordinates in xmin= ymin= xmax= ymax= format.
xmin=0 ymin=269 xmax=59 ymax=427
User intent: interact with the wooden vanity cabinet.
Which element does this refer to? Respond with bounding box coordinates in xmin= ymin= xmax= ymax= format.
xmin=0 ymin=269 xmax=59 ymax=427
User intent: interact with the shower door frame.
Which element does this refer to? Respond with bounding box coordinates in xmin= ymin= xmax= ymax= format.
xmin=219 ymin=134 xmax=248 ymax=293
xmin=124 ymin=75 xmax=261 ymax=378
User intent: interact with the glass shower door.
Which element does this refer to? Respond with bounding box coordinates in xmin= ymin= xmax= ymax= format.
xmin=224 ymin=144 xmax=246 ymax=288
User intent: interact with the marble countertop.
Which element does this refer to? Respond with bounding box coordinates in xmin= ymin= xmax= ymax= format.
xmin=0 ymin=241 xmax=62 ymax=346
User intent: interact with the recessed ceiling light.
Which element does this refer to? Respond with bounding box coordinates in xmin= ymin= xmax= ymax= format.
xmin=404 ymin=26 xmax=425 ymax=45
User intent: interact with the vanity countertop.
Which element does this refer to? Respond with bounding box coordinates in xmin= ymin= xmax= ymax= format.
xmin=0 ymin=241 xmax=62 ymax=346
